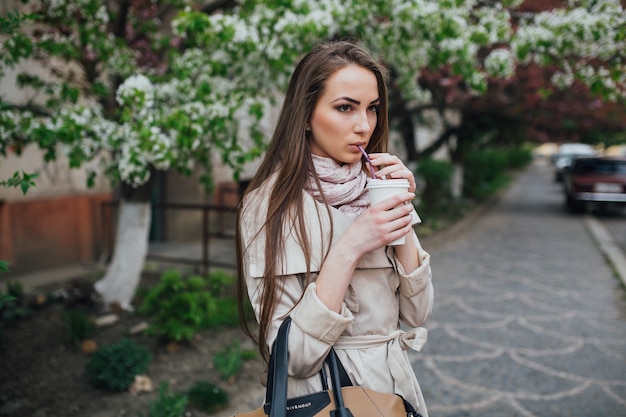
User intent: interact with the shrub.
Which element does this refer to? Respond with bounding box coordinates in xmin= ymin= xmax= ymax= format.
xmin=0 ymin=290 xmax=14 ymax=309
xmin=506 ymin=147 xmax=533 ymax=170
xmin=415 ymin=158 xmax=453 ymax=217
xmin=138 ymin=269 xmax=239 ymax=342
xmin=463 ymin=149 xmax=510 ymax=201
xmin=213 ymin=342 xmax=257 ymax=382
xmin=211 ymin=297 xmax=240 ymax=327
xmin=463 ymin=146 xmax=532 ymax=201
xmin=0 ymin=280 xmax=31 ymax=326
xmin=62 ymin=308 xmax=96 ymax=347
xmin=5 ymin=280 xmax=23 ymax=300
xmin=187 ymin=381 xmax=229 ymax=414
xmin=213 ymin=343 xmax=243 ymax=381
xmin=86 ymin=338 xmax=151 ymax=391
xmin=205 ymin=269 xmax=236 ymax=297
xmin=141 ymin=382 xmax=188 ymax=417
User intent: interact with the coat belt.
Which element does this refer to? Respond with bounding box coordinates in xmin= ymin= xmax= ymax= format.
xmin=333 ymin=326 xmax=428 ymax=351
xmin=333 ymin=327 xmax=428 ymax=412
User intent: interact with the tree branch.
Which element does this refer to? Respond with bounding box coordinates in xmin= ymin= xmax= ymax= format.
xmin=1 ymin=101 xmax=52 ymax=117
xmin=200 ymin=0 xmax=237 ymax=14
xmin=417 ymin=125 xmax=460 ymax=160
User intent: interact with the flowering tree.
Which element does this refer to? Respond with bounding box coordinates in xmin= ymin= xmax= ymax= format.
xmin=1 ymin=0 xmax=624 ymax=309
xmin=411 ymin=0 xmax=626 ymax=151
xmin=0 ymin=0 xmax=271 ymax=309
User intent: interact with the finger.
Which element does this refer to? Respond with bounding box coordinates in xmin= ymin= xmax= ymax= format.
xmin=368 ymin=153 xmax=398 ymax=167
xmin=375 ymin=167 xmax=417 ymax=192
xmin=382 ymin=214 xmax=413 ymax=242
xmin=371 ymin=192 xmax=416 ymax=211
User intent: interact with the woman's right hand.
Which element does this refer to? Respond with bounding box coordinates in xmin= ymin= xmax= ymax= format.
xmin=344 ymin=191 xmax=416 ymax=256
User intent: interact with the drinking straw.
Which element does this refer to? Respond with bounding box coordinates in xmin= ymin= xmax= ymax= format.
xmin=358 ymin=145 xmax=377 ymax=179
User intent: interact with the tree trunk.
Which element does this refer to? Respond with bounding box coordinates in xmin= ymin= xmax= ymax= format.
xmin=451 ymin=162 xmax=463 ymax=200
xmin=94 ymin=199 xmax=151 ymax=310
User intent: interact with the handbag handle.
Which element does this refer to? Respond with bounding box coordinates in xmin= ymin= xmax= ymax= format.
xmin=327 ymin=350 xmax=355 ymax=417
xmin=267 ymin=318 xmax=290 ymax=417
xmin=266 ymin=318 xmax=354 ymax=417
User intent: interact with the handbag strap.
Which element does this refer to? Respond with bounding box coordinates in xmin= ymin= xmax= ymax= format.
xmin=327 ymin=349 xmax=355 ymax=417
xmin=267 ymin=318 xmax=291 ymax=417
xmin=266 ymin=317 xmax=355 ymax=417
xmin=265 ymin=318 xmax=334 ymax=405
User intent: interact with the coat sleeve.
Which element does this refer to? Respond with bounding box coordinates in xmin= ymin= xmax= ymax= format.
xmin=268 ymin=279 xmax=353 ymax=378
xmin=394 ymin=232 xmax=434 ymax=328
xmin=243 ymin=264 xmax=353 ymax=378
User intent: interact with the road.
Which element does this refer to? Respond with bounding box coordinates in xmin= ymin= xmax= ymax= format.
xmin=412 ymin=160 xmax=626 ymax=417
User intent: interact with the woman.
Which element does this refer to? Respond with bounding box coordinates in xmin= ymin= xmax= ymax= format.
xmin=236 ymin=40 xmax=433 ymax=416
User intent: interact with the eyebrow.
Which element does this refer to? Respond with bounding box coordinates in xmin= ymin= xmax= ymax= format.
xmin=332 ymin=97 xmax=380 ymax=105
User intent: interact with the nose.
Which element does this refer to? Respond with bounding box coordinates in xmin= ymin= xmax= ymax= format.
xmin=354 ymin=110 xmax=372 ymax=135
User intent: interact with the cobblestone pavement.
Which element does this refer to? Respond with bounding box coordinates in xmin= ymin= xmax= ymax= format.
xmin=411 ymin=161 xmax=626 ymax=417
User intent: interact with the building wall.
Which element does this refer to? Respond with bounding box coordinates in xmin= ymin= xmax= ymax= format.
xmin=0 ymin=192 xmax=111 ymax=275
xmin=0 ymin=143 xmax=114 ymax=274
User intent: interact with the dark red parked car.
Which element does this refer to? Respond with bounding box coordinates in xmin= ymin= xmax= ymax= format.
xmin=562 ymin=156 xmax=626 ymax=212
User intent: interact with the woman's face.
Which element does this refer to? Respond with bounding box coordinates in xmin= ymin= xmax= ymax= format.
xmin=309 ymin=64 xmax=379 ymax=164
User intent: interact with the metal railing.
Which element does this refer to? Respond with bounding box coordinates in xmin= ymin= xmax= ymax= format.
xmin=101 ymin=201 xmax=238 ymax=274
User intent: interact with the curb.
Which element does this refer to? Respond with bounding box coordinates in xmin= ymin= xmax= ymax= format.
xmin=585 ymin=215 xmax=626 ymax=288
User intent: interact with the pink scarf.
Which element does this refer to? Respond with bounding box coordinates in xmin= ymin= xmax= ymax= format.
xmin=305 ymin=155 xmax=370 ymax=219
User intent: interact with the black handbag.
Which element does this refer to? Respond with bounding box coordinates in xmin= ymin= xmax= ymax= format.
xmin=233 ymin=317 xmax=422 ymax=417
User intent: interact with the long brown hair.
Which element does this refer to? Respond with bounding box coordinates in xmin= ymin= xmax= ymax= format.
xmin=236 ymin=40 xmax=390 ymax=361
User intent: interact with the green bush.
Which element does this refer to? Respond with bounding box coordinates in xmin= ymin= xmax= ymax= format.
xmin=205 ymin=269 xmax=236 ymax=297
xmin=415 ymin=158 xmax=453 ymax=217
xmin=505 ymin=146 xmax=533 ymax=170
xmin=62 ymin=308 xmax=96 ymax=347
xmin=0 ymin=290 xmax=14 ymax=309
xmin=213 ymin=342 xmax=257 ymax=381
xmin=187 ymin=381 xmax=229 ymax=414
xmin=141 ymin=382 xmax=188 ymax=417
xmin=463 ymin=147 xmax=532 ymax=201
xmin=138 ymin=269 xmax=239 ymax=342
xmin=0 ymin=280 xmax=31 ymax=326
xmin=213 ymin=297 xmax=240 ymax=327
xmin=86 ymin=338 xmax=151 ymax=392
xmin=213 ymin=342 xmax=243 ymax=381
xmin=463 ymin=149 xmax=510 ymax=201
xmin=5 ymin=280 xmax=23 ymax=300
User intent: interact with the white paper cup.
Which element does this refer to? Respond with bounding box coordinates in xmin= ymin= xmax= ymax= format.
xmin=366 ymin=179 xmax=410 ymax=245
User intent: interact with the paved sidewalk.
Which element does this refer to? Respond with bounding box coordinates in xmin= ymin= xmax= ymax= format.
xmin=412 ymin=162 xmax=626 ymax=417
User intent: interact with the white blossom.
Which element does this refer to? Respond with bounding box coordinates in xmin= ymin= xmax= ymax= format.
xmin=2 ymin=0 xmax=624 ymax=193
xmin=484 ymin=48 xmax=515 ymax=79
xmin=116 ymin=74 xmax=156 ymax=109
xmin=551 ymin=63 xmax=575 ymax=89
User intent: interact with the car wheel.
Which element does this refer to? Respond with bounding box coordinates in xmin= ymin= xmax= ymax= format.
xmin=565 ymin=193 xmax=582 ymax=213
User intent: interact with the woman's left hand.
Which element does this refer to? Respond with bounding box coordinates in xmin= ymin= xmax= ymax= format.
xmin=367 ymin=153 xmax=416 ymax=192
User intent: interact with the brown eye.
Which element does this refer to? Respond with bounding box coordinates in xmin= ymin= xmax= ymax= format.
xmin=337 ymin=104 xmax=352 ymax=112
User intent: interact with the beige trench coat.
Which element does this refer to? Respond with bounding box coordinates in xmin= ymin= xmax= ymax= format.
xmin=240 ymin=175 xmax=434 ymax=416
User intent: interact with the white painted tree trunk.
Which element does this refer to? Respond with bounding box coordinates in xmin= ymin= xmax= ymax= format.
xmin=95 ymin=200 xmax=151 ymax=311
xmin=451 ymin=162 xmax=464 ymax=200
